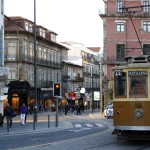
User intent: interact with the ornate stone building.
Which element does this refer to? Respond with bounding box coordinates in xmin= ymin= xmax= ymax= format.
xmin=4 ymin=16 xmax=68 ymax=111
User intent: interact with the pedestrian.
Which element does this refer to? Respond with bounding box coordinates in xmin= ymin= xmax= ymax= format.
xmin=65 ymin=104 xmax=68 ymax=115
xmin=20 ymin=103 xmax=28 ymax=125
xmin=0 ymin=113 xmax=4 ymax=127
xmin=25 ymin=108 xmax=28 ymax=123
xmin=76 ymin=105 xmax=81 ymax=115
xmin=4 ymin=103 xmax=13 ymax=128
xmin=39 ymin=104 xmax=43 ymax=114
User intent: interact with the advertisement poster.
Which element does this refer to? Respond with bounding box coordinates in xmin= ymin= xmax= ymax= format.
xmin=94 ymin=91 xmax=100 ymax=101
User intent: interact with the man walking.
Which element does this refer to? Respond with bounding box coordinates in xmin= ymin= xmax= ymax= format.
xmin=20 ymin=103 xmax=27 ymax=125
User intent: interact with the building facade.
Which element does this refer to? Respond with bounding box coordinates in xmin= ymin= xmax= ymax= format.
xmin=4 ymin=16 xmax=68 ymax=112
xmin=99 ymin=0 xmax=150 ymax=105
xmin=61 ymin=42 xmax=100 ymax=109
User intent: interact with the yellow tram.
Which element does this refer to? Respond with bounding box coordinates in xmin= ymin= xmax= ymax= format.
xmin=112 ymin=55 xmax=150 ymax=139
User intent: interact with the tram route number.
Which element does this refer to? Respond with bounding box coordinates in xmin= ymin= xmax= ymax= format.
xmin=115 ymin=70 xmax=122 ymax=76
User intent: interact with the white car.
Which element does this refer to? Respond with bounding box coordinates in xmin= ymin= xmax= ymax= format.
xmin=104 ymin=105 xmax=113 ymax=118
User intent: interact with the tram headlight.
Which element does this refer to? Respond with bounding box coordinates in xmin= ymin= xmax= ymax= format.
xmin=135 ymin=108 xmax=143 ymax=118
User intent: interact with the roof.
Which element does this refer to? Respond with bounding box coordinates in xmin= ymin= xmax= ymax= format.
xmin=87 ymin=47 xmax=100 ymax=53
xmin=60 ymin=41 xmax=98 ymax=56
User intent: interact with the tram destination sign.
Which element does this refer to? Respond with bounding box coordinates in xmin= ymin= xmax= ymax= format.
xmin=128 ymin=71 xmax=147 ymax=76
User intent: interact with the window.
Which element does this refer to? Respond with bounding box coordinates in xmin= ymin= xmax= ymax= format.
xmin=51 ymin=50 xmax=54 ymax=62
xmin=51 ymin=34 xmax=56 ymax=42
xmin=25 ymin=22 xmax=29 ymax=31
xmin=7 ymin=42 xmax=16 ymax=61
xmin=43 ymin=31 xmax=45 ymax=38
xmin=143 ymin=44 xmax=150 ymax=55
xmin=24 ymin=42 xmax=28 ymax=56
xmin=38 ymin=47 xmax=42 ymax=59
xmin=116 ymin=22 xmax=125 ymax=32
xmin=29 ymin=65 xmax=34 ymax=81
xmin=24 ymin=42 xmax=28 ymax=61
xmin=114 ymin=72 xmax=126 ymax=97
xmin=129 ymin=73 xmax=148 ymax=98
xmin=29 ymin=43 xmax=34 ymax=58
xmin=117 ymin=1 xmax=123 ymax=13
xmin=29 ymin=24 xmax=33 ymax=32
xmin=116 ymin=44 xmax=125 ymax=61
xmin=24 ymin=65 xmax=28 ymax=80
xmin=8 ymin=70 xmax=16 ymax=80
xmin=47 ymin=49 xmax=50 ymax=61
xmin=39 ymin=28 xmax=45 ymax=38
xmin=43 ymin=48 xmax=47 ymax=60
xmin=53 ymin=51 xmax=57 ymax=63
xmin=36 ymin=68 xmax=41 ymax=86
xmin=143 ymin=1 xmax=149 ymax=13
xmin=143 ymin=21 xmax=150 ymax=32
xmin=7 ymin=65 xmax=17 ymax=80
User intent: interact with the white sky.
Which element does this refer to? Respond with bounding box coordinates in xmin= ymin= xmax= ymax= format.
xmin=4 ymin=0 xmax=104 ymax=47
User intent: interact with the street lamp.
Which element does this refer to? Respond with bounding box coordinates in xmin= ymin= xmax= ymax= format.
xmin=100 ymin=62 xmax=103 ymax=114
xmin=33 ymin=0 xmax=37 ymax=126
xmin=92 ymin=67 xmax=94 ymax=113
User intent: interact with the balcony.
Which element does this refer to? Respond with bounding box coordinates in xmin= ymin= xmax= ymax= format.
xmin=62 ymin=75 xmax=84 ymax=82
xmin=83 ymin=72 xmax=91 ymax=77
xmin=102 ymin=56 xmax=126 ymax=65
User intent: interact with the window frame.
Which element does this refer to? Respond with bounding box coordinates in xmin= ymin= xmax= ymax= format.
xmin=116 ymin=44 xmax=125 ymax=61
xmin=143 ymin=0 xmax=149 ymax=13
xmin=143 ymin=21 xmax=150 ymax=32
xmin=114 ymin=71 xmax=127 ymax=98
xmin=116 ymin=22 xmax=125 ymax=32
xmin=129 ymin=72 xmax=148 ymax=98
xmin=117 ymin=1 xmax=123 ymax=13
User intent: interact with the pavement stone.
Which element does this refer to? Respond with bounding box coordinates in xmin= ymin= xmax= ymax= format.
xmin=0 ymin=109 xmax=104 ymax=136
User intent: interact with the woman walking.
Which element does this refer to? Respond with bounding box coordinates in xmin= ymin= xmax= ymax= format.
xmin=20 ymin=103 xmax=27 ymax=125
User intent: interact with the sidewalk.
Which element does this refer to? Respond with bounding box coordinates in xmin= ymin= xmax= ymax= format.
xmin=0 ymin=109 xmax=104 ymax=136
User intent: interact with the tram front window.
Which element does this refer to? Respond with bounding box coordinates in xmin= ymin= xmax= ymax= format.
xmin=115 ymin=72 xmax=126 ymax=97
xmin=129 ymin=76 xmax=147 ymax=98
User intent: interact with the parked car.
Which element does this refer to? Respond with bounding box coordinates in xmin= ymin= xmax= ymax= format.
xmin=106 ymin=105 xmax=113 ymax=118
xmin=104 ymin=104 xmax=113 ymax=118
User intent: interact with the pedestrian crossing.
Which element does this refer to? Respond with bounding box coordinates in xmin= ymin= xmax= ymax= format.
xmin=73 ymin=123 xmax=104 ymax=128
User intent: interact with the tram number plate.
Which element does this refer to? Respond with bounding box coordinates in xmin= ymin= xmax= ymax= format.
xmin=115 ymin=70 xmax=122 ymax=76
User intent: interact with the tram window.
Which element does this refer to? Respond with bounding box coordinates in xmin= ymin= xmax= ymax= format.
xmin=115 ymin=72 xmax=126 ymax=97
xmin=129 ymin=76 xmax=147 ymax=98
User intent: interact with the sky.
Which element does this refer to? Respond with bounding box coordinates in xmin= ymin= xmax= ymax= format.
xmin=4 ymin=0 xmax=104 ymax=48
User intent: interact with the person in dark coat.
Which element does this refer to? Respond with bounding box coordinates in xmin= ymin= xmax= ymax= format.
xmin=65 ymin=104 xmax=68 ymax=115
xmin=0 ymin=113 xmax=4 ymax=127
xmin=76 ymin=105 xmax=81 ymax=115
xmin=4 ymin=103 xmax=13 ymax=128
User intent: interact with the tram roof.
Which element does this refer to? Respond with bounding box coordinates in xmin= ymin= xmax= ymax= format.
xmin=125 ymin=55 xmax=150 ymax=63
xmin=113 ymin=55 xmax=150 ymax=70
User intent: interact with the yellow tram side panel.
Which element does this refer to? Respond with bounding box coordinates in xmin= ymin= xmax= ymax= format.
xmin=113 ymin=65 xmax=150 ymax=127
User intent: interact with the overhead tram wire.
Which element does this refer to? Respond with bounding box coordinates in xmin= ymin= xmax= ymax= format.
xmin=121 ymin=5 xmax=150 ymax=54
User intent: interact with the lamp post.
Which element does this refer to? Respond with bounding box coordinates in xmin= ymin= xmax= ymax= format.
xmin=92 ymin=67 xmax=94 ymax=113
xmin=100 ymin=62 xmax=103 ymax=114
xmin=33 ymin=0 xmax=37 ymax=125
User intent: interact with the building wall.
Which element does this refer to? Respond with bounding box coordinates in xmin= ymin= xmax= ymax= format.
xmin=101 ymin=0 xmax=150 ymax=81
xmin=100 ymin=0 xmax=150 ymax=105
xmin=4 ymin=16 xmax=69 ymax=111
